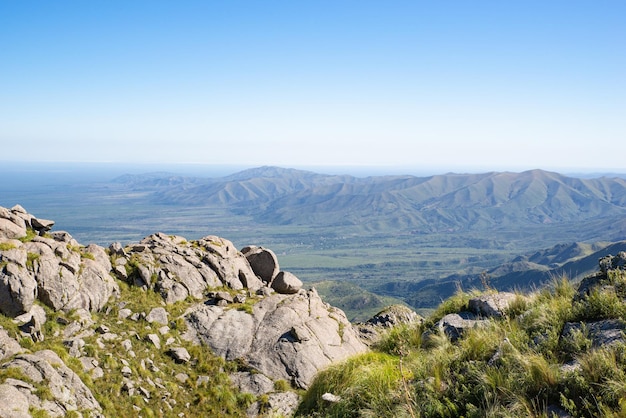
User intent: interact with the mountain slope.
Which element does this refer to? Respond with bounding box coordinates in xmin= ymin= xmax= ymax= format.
xmin=255 ymin=169 xmax=626 ymax=231
xmin=128 ymin=167 xmax=626 ymax=235
xmin=403 ymin=240 xmax=626 ymax=310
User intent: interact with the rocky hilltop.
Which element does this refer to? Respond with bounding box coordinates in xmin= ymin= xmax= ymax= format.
xmin=4 ymin=204 xmax=626 ymax=417
xmin=0 ymin=205 xmax=397 ymax=417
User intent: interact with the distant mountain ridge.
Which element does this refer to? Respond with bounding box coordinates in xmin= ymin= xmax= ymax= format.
xmin=399 ymin=240 xmax=626 ymax=310
xmin=114 ymin=167 xmax=626 ymax=235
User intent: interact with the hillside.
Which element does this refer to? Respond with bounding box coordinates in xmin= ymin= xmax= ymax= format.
xmin=0 ymin=205 xmax=375 ymax=417
xmin=3 ymin=204 xmax=626 ymax=416
xmin=138 ymin=167 xmax=626 ymax=234
xmin=392 ymin=240 xmax=626 ymax=312
xmin=297 ymin=253 xmax=626 ymax=417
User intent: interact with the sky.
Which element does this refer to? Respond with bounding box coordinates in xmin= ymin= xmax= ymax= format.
xmin=1 ymin=1 xmax=625 ymax=174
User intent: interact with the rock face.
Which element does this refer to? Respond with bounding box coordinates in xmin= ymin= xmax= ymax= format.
xmin=0 ymin=350 xmax=103 ymax=417
xmin=113 ymin=233 xmax=264 ymax=303
xmin=0 ymin=206 xmax=119 ymax=317
xmin=0 ymin=205 xmax=376 ymax=416
xmin=184 ymin=288 xmax=368 ymax=389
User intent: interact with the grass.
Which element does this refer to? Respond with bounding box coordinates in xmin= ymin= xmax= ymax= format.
xmin=0 ymin=279 xmax=267 ymax=418
xmin=298 ymin=273 xmax=626 ymax=418
xmin=0 ymin=242 xmax=16 ymax=251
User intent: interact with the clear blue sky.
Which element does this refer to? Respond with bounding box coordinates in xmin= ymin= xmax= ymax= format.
xmin=1 ymin=1 xmax=624 ymax=173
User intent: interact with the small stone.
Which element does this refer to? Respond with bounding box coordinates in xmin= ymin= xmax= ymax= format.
xmin=118 ymin=309 xmax=132 ymax=319
xmin=322 ymin=392 xmax=341 ymax=403
xmin=95 ymin=325 xmax=109 ymax=334
xmin=145 ymin=333 xmax=161 ymax=349
xmin=175 ymin=373 xmax=189 ymax=383
xmin=167 ymin=347 xmax=191 ymax=363
xmin=196 ymin=375 xmax=210 ymax=386
xmin=146 ymin=307 xmax=168 ymax=325
xmin=121 ymin=339 xmax=133 ymax=351
xmin=121 ymin=365 xmax=132 ymax=377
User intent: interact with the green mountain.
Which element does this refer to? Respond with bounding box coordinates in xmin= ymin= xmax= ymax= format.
xmin=400 ymin=240 xmax=626 ymax=312
xmin=122 ymin=167 xmax=626 ymax=236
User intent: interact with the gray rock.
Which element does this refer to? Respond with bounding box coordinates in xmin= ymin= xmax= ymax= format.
xmin=167 ymin=347 xmax=190 ymax=363
xmin=108 ymin=242 xmax=125 ymax=256
xmin=0 ymin=262 xmax=37 ymax=317
xmin=30 ymin=217 xmax=54 ymax=232
xmin=121 ymin=365 xmax=132 ymax=377
xmin=0 ymin=328 xmax=23 ymax=361
xmin=0 ymin=383 xmax=30 ymax=418
xmin=0 ymin=206 xmax=27 ymax=240
xmin=561 ymin=319 xmax=626 ymax=347
xmin=175 ymin=373 xmax=189 ymax=383
xmin=241 ymin=246 xmax=280 ymax=284
xmin=366 ymin=305 xmax=422 ymax=328
xmin=145 ymin=333 xmax=161 ymax=349
xmin=197 ymin=235 xmax=263 ymax=291
xmin=322 ymin=392 xmax=342 ymax=403
xmin=437 ymin=312 xmax=488 ymax=342
xmin=247 ymin=391 xmax=300 ymax=418
xmin=0 ymin=218 xmax=26 ymax=240
xmin=0 ymin=350 xmax=102 ymax=417
xmin=468 ymin=292 xmax=519 ymax=318
xmin=146 ymin=307 xmax=168 ymax=325
xmin=184 ymin=288 xmax=367 ymax=389
xmin=357 ymin=305 xmax=423 ymax=345
xmin=271 ymin=271 xmax=302 ymax=294
xmin=230 ymin=371 xmax=274 ymax=395
xmin=23 ymin=239 xmax=119 ymax=313
xmin=213 ymin=291 xmax=234 ymax=304
xmin=118 ymin=308 xmax=132 ymax=319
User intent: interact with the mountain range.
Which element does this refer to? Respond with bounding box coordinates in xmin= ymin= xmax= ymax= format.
xmin=114 ymin=166 xmax=626 ymax=237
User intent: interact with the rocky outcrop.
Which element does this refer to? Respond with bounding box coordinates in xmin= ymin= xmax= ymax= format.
xmin=183 ymin=288 xmax=368 ymax=389
xmin=357 ymin=305 xmax=423 ymax=345
xmin=0 ymin=350 xmax=103 ymax=417
xmin=0 ymin=327 xmax=23 ymax=361
xmin=112 ymin=232 xmax=265 ymax=303
xmin=0 ymin=206 xmax=119 ymax=317
xmin=0 ymin=205 xmax=53 ymax=240
xmin=0 ymin=205 xmax=379 ymax=416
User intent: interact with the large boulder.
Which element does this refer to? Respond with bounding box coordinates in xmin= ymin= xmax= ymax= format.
xmin=183 ymin=288 xmax=367 ymax=389
xmin=241 ymin=245 xmax=280 ymax=284
xmin=271 ymin=271 xmax=303 ymax=294
xmin=196 ymin=236 xmax=263 ymax=291
xmin=0 ymin=262 xmax=37 ymax=317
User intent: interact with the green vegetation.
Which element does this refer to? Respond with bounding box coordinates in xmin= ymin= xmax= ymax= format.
xmin=0 ymin=242 xmax=16 ymax=251
xmin=18 ymin=228 xmax=37 ymax=243
xmin=297 ymin=273 xmax=626 ymax=417
xmin=26 ymin=252 xmax=40 ymax=270
xmin=0 ymin=283 xmax=265 ymax=417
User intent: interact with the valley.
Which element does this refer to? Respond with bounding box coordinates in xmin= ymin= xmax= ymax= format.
xmin=2 ymin=163 xmax=626 ymax=319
